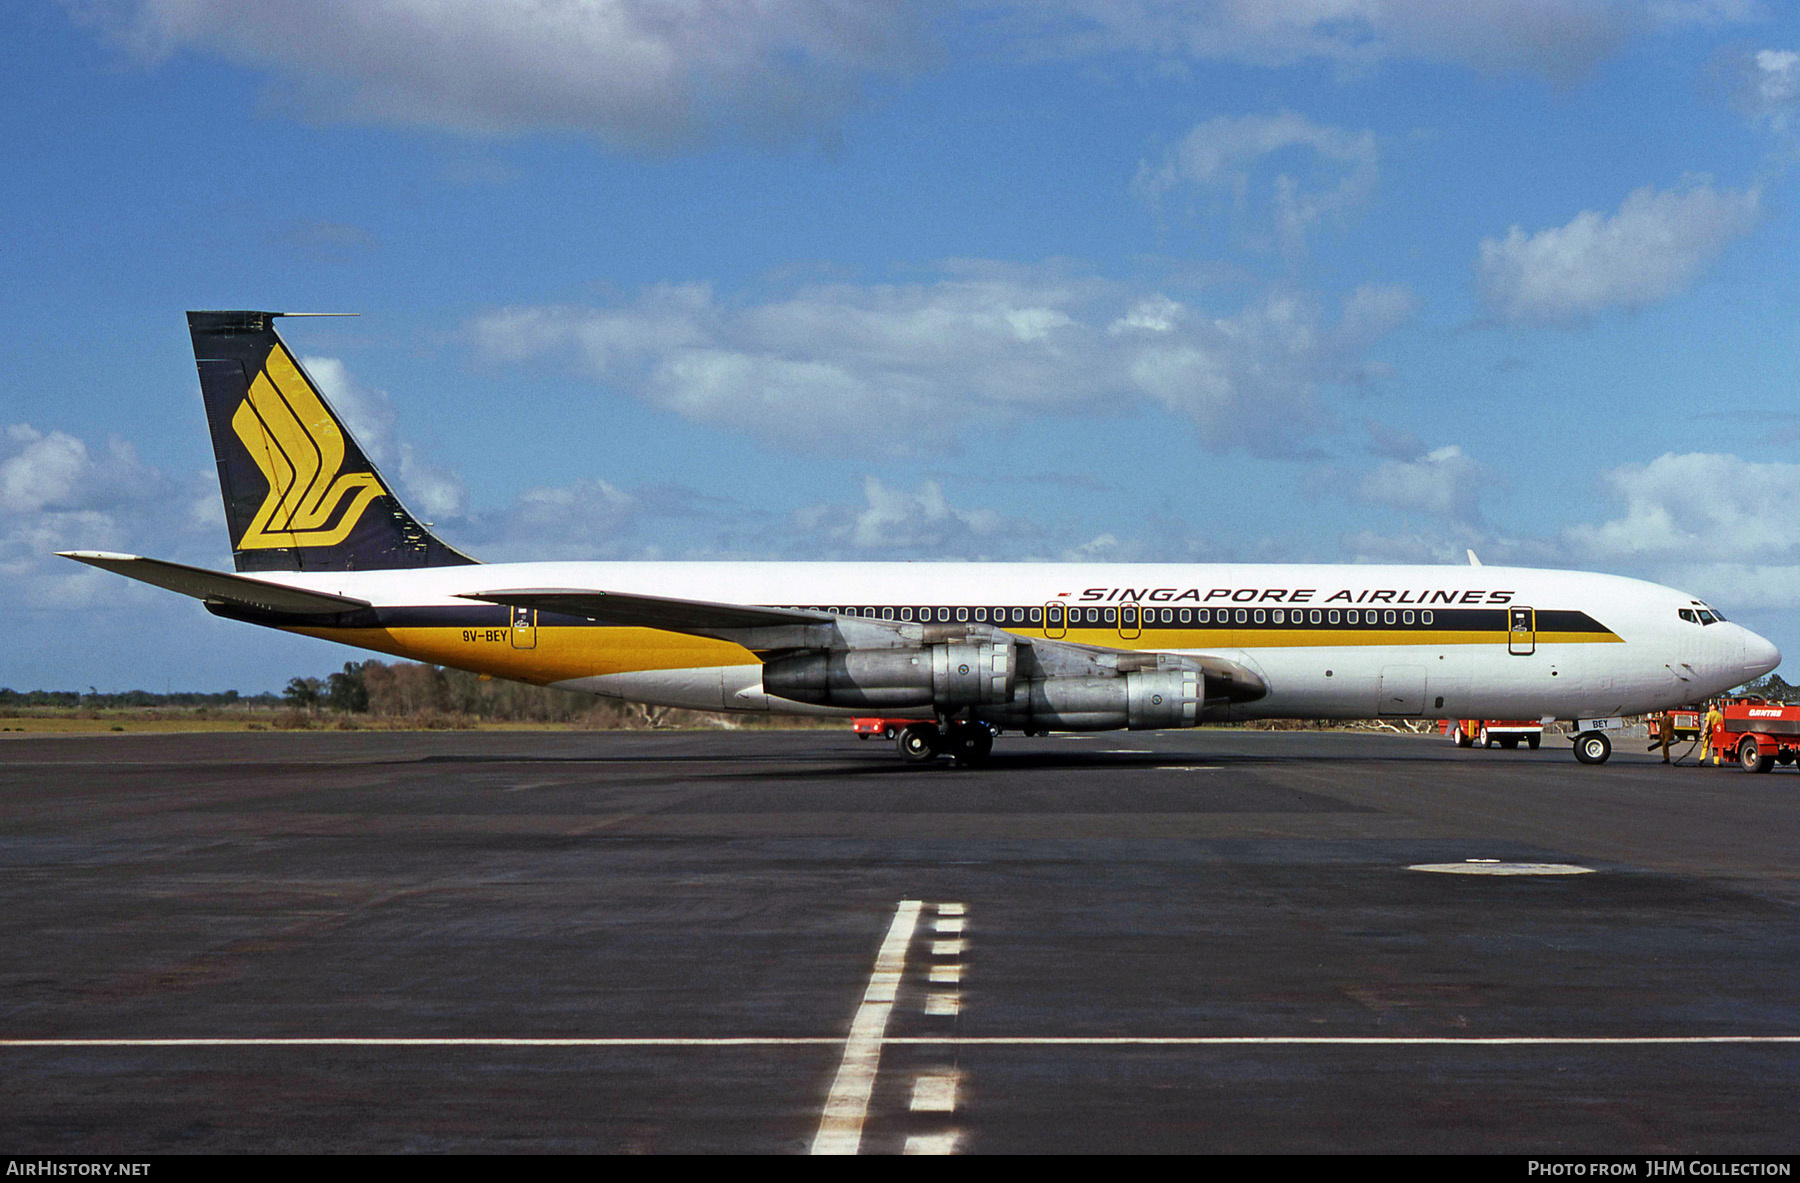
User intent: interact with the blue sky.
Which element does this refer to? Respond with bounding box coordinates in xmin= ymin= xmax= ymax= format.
xmin=3 ymin=0 xmax=1797 ymax=693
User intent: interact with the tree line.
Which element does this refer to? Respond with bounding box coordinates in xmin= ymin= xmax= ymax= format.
xmin=0 ymin=688 xmax=282 ymax=709
xmin=281 ymin=660 xmax=806 ymax=727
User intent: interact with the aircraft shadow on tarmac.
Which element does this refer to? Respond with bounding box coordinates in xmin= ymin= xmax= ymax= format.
xmin=396 ymin=742 xmax=1568 ymax=779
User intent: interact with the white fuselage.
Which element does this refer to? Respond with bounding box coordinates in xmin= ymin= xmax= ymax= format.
xmin=256 ymin=560 xmax=1781 ymax=725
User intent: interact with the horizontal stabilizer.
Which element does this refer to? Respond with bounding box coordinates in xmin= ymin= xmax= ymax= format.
xmin=458 ymin=588 xmax=833 ymax=632
xmin=58 ymin=551 xmax=371 ymax=615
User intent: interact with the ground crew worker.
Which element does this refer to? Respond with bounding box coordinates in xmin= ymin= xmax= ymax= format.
xmin=1658 ymin=711 xmax=1675 ymax=764
xmin=1700 ymin=702 xmax=1725 ymax=766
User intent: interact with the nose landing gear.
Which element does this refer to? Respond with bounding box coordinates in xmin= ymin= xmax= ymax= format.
xmin=1572 ymin=730 xmax=1612 ymax=765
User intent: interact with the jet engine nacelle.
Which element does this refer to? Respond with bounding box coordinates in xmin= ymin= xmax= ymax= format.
xmin=761 ymin=639 xmax=1015 ymax=710
xmin=977 ymin=669 xmax=1202 ymax=732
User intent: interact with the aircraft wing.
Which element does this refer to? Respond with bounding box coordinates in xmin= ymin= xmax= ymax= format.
xmin=457 ymin=588 xmax=837 ymax=632
xmin=58 ymin=551 xmax=372 ymax=615
xmin=460 ymin=586 xmax=1265 ymax=700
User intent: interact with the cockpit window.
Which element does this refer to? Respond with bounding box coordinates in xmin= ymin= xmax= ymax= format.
xmin=1679 ymin=609 xmax=1697 ymax=623
xmin=1696 ymin=609 xmax=1717 ymax=625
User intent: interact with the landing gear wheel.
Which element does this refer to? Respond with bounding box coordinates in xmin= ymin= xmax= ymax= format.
xmin=944 ymin=721 xmax=995 ymax=765
xmin=1527 ymin=735 xmax=1541 ymax=751
xmin=1478 ymin=726 xmax=1491 ymax=749
xmin=1499 ymin=736 xmax=1519 ymax=750
xmin=897 ymin=723 xmax=941 ymax=764
xmin=1454 ymin=727 xmax=1472 ymax=748
xmin=1738 ymin=736 xmax=1776 ymax=774
xmin=1573 ymin=730 xmax=1612 ymax=765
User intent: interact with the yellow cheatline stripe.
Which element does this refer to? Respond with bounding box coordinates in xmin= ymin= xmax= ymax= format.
xmin=286 ymin=625 xmax=759 ymax=684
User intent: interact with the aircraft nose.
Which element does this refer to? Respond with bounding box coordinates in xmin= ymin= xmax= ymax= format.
xmin=1740 ymin=628 xmax=1781 ymax=680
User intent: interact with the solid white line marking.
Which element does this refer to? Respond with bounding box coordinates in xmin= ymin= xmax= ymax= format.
xmin=929 ymin=965 xmax=962 ymax=984
xmin=904 ymin=1132 xmax=960 ymax=1155
xmin=934 ymin=918 xmax=965 ymax=935
xmin=1408 ymin=863 xmax=1594 ymax=876
xmin=6 ymin=1035 xmax=1798 ymax=1049
xmin=924 ymin=993 xmax=960 ymax=1016
xmin=1156 ymin=766 xmax=1221 ymax=771
xmin=932 ymin=939 xmax=965 ymax=957
xmin=911 ymin=1073 xmax=958 ymax=1111
xmin=811 ymin=900 xmax=922 ymax=1156
xmin=879 ymin=1036 xmax=1800 ymax=1046
xmin=937 ymin=903 xmax=965 ymax=916
xmin=0 ymin=1037 xmax=839 ymax=1047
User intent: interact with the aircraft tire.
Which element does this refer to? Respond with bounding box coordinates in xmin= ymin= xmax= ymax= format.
xmin=1573 ymin=731 xmax=1612 ymax=765
xmin=945 ymin=722 xmax=995 ymax=765
xmin=1499 ymin=736 xmax=1519 ymax=750
xmin=1454 ymin=728 xmax=1472 ymax=748
xmin=897 ymin=723 xmax=941 ymax=764
xmin=1527 ymin=734 xmax=1541 ymax=750
xmin=1479 ymin=726 xmax=1491 ymax=748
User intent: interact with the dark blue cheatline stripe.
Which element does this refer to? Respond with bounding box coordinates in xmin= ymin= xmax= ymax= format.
xmin=208 ymin=599 xmax=1616 ymax=638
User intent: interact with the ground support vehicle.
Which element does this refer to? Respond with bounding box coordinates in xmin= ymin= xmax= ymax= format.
xmin=1444 ymin=719 xmax=1543 ymax=750
xmin=851 ymin=717 xmax=928 ymax=741
xmin=1707 ymin=700 xmax=1800 ymax=773
xmin=1646 ymin=708 xmax=1702 ymax=756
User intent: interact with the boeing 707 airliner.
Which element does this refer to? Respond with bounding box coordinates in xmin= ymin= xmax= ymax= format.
xmin=61 ymin=311 xmax=1782 ymax=765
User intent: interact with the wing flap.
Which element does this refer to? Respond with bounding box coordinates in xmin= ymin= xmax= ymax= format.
xmin=58 ymin=551 xmax=371 ymax=615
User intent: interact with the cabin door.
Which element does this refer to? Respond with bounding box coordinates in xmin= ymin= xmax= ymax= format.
xmin=510 ymin=605 xmax=537 ymax=650
xmin=1508 ymin=606 xmax=1535 ymax=656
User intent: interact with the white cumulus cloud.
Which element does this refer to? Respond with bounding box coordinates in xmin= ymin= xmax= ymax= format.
xmin=302 ymin=355 xmax=468 ymax=520
xmin=1357 ymin=444 xmax=1492 ymax=524
xmin=469 ymin=267 xmax=1414 ymax=458
xmin=73 ymin=0 xmax=924 ymax=148
xmin=996 ymin=1 xmax=1725 ymax=83
xmin=0 ymin=423 xmax=220 ymax=611
xmin=790 ymin=477 xmax=1007 ymax=557
xmin=1565 ymin=452 xmax=1800 ymax=562
xmin=1475 ymin=180 xmax=1761 ymax=325
xmin=1135 ymin=112 xmax=1379 ymax=256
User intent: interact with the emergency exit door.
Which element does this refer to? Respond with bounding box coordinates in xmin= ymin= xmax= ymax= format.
xmin=510 ymin=605 xmax=537 ymax=650
xmin=1508 ymin=606 xmax=1535 ymax=655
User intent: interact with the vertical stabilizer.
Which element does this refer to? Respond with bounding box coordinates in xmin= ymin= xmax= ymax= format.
xmin=187 ymin=310 xmax=477 ymax=572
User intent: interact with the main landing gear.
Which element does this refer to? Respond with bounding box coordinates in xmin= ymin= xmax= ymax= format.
xmin=896 ymin=720 xmax=995 ymax=766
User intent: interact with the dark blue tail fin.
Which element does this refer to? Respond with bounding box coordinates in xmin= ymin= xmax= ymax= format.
xmin=188 ymin=310 xmax=477 ymax=573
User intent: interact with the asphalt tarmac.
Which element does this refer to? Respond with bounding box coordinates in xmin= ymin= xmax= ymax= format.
xmin=1 ymin=726 xmax=1797 ymax=1154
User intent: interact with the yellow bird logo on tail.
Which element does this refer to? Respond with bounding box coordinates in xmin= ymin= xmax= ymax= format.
xmin=230 ymin=344 xmax=386 ymax=550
